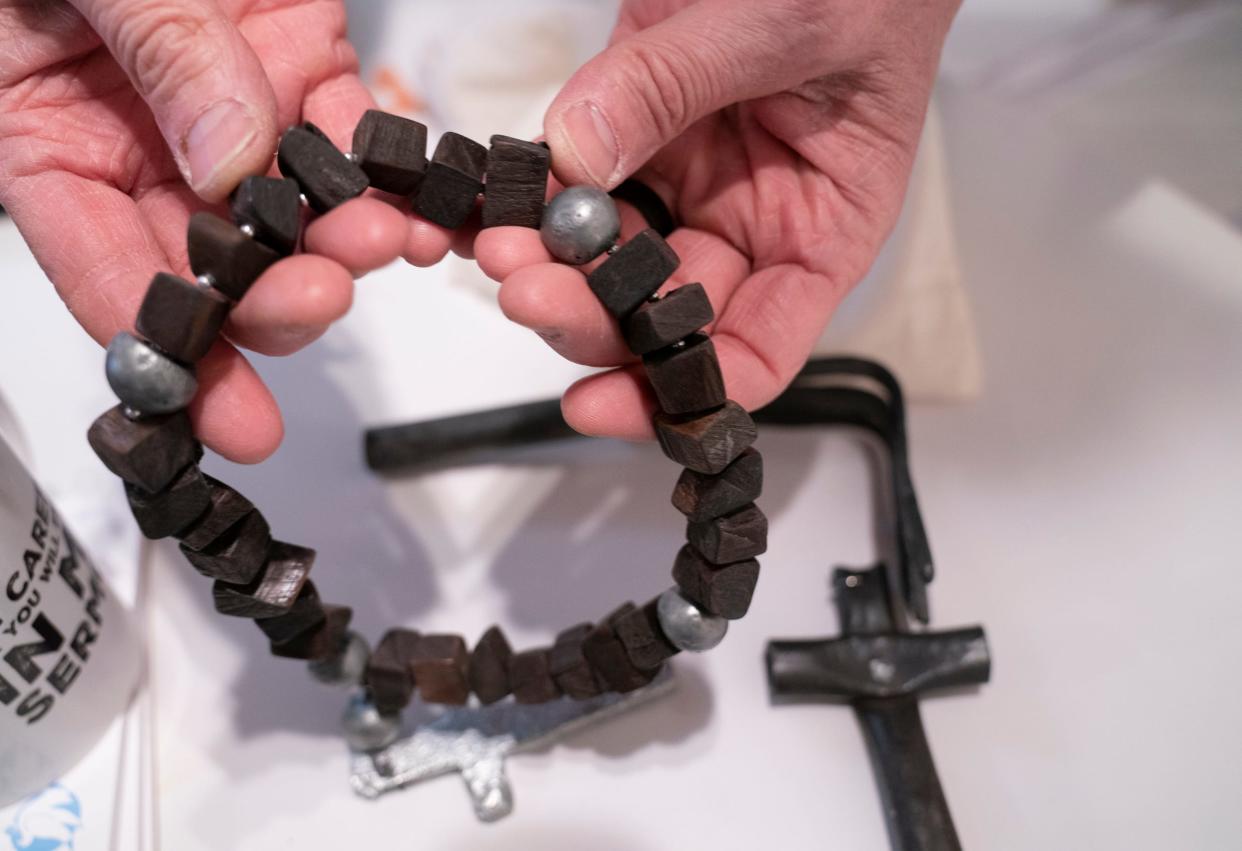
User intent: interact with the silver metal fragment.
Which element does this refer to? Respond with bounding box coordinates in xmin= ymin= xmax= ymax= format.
xmin=348 ymin=666 xmax=676 ymax=821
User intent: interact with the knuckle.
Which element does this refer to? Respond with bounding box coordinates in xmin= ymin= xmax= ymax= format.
xmin=110 ymin=3 xmax=216 ymax=95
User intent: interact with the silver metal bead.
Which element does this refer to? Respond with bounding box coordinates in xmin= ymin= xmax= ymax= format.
xmin=657 ymin=587 xmax=728 ymax=652
xmin=105 ymin=332 xmax=198 ymax=415
xmin=194 ymin=273 xmax=216 ymax=291
xmin=239 ymin=223 xmax=257 ymax=239
xmin=342 ymin=693 xmax=401 ymax=752
xmin=309 ymin=631 xmax=370 ymax=687
xmin=540 ymin=186 xmax=621 ymax=265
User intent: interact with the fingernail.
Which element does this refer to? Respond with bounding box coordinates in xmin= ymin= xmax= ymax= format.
xmin=561 ymin=101 xmax=619 ymax=186
xmin=183 ymin=99 xmax=258 ymax=194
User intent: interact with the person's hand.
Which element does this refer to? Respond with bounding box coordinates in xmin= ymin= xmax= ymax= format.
xmin=475 ymin=0 xmax=960 ymax=439
xmin=0 ymin=0 xmax=455 ymax=462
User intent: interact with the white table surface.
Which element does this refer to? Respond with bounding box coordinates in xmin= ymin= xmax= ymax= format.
xmin=0 ymin=4 xmax=1238 ymax=849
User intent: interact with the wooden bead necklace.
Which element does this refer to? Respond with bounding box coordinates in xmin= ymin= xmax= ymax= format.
xmin=87 ymin=111 xmax=767 ymax=751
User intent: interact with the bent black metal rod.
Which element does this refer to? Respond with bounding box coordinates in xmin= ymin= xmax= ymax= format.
xmin=362 ymin=357 xmax=932 ymax=621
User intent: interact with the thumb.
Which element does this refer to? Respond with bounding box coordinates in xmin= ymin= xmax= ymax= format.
xmin=70 ymin=0 xmax=279 ymax=201
xmin=544 ymin=0 xmax=831 ymax=188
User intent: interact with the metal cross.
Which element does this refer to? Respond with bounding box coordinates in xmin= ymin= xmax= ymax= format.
xmin=767 ymin=566 xmax=990 ymax=850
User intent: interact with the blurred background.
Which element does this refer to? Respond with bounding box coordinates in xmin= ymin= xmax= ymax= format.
xmin=0 ymin=0 xmax=1238 ymax=848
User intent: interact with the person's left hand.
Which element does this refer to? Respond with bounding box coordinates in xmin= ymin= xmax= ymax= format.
xmin=473 ymin=0 xmax=958 ymax=440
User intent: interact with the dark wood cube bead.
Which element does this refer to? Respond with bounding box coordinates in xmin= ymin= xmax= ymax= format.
xmin=135 ymin=272 xmax=230 ymax=364
xmin=271 ymin=604 xmax=352 ymax=661
xmin=481 ymin=135 xmax=549 ymax=228
xmin=583 ymin=604 xmax=657 ymax=693
xmin=366 ymin=628 xmax=420 ymax=714
xmin=255 ymin=581 xmax=324 ymax=644
xmin=586 ymin=229 xmax=680 ymax=317
xmin=613 ymin=597 xmax=679 ymax=670
xmin=88 ymin=406 xmax=197 ymax=492
xmin=549 ymin=623 xmax=603 ymax=700
xmin=672 ymin=447 xmax=763 ymax=522
xmin=181 ymin=509 xmax=272 ymax=584
xmin=187 ymin=212 xmax=281 ymax=302
xmin=124 ymin=464 xmax=211 ymax=539
xmin=177 ymin=476 xmax=255 ymax=551
xmin=655 ymin=401 xmax=758 ymax=475
xmin=413 ymin=131 xmax=487 ymax=228
xmin=468 ymin=626 xmax=513 ymax=705
xmin=643 ymin=333 xmax=726 ymax=416
xmin=277 ymin=124 xmax=369 ymax=213
xmin=230 ymin=176 xmax=302 ymax=255
xmin=410 ymin=634 xmax=470 ymax=705
xmin=622 ymin=283 xmax=715 ymax=355
xmin=508 ymin=648 xmax=561 ymax=705
xmin=672 ymin=545 xmax=760 ymax=619
xmin=211 ymin=539 xmax=312 ymax=618
xmin=687 ymin=503 xmax=768 ymax=564
xmin=352 ymin=110 xmax=428 ymax=196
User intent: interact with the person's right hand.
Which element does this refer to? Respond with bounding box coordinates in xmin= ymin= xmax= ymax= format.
xmin=0 ymin=0 xmax=441 ymax=462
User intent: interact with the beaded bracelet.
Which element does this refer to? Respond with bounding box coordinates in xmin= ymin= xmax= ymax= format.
xmin=86 ymin=111 xmax=767 ymax=752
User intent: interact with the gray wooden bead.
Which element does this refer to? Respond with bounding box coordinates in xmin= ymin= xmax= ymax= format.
xmin=135 ymin=272 xmax=230 ymax=364
xmin=187 ymin=211 xmax=281 ymax=302
xmin=255 ymin=581 xmax=324 ymax=644
xmin=181 ymin=509 xmax=272 ymax=584
xmin=508 ymin=648 xmax=560 ymax=704
xmin=654 ymin=401 xmax=757 ymax=474
xmin=230 ymin=176 xmax=302 ymax=255
xmin=366 ymin=628 xmax=420 ymax=714
xmin=539 ymin=186 xmax=620 ymax=263
xmin=413 ymin=132 xmax=487 ymax=228
xmin=482 ymin=135 xmax=550 ymax=228
xmin=642 ymin=333 xmax=726 ymax=415
xmin=671 ymin=545 xmax=760 ymax=619
xmin=88 ymin=406 xmax=198 ymax=493
xmin=686 ymin=503 xmax=768 ymax=564
xmin=278 ymin=123 xmax=369 ymax=213
xmin=125 ymin=464 xmax=211 ymax=539
xmin=672 ymin=447 xmax=763 ymax=521
xmin=468 ymin=625 xmax=513 ymax=705
xmin=352 ymin=109 xmax=428 ymax=195
xmin=273 ymin=603 xmax=353 ymax=662
xmin=582 ymin=604 xmax=657 ymax=693
xmin=211 ymin=539 xmax=312 ymax=618
xmin=622 ymin=283 xmax=715 ymax=355
xmin=613 ymin=597 xmax=679 ymax=670
xmin=177 ymin=476 xmax=255 ymax=551
xmin=410 ymin=634 xmax=471 ymax=705
xmin=586 ymin=228 xmax=680 ymax=317
xmin=549 ymin=623 xmax=603 ymax=699
xmin=105 ymin=332 xmax=198 ymax=415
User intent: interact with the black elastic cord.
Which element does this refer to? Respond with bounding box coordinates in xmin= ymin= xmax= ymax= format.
xmin=610 ymin=179 xmax=677 ymax=237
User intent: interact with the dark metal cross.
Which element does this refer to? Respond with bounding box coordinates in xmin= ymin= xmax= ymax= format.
xmin=767 ymin=565 xmax=990 ymax=850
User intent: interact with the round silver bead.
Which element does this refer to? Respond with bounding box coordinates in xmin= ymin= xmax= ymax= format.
xmin=105 ymin=332 xmax=198 ymax=415
xmin=342 ymin=693 xmax=400 ymax=752
xmin=657 ymin=587 xmax=728 ymax=652
xmin=309 ymin=631 xmax=370 ymax=687
xmin=540 ymin=186 xmax=621 ymax=265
